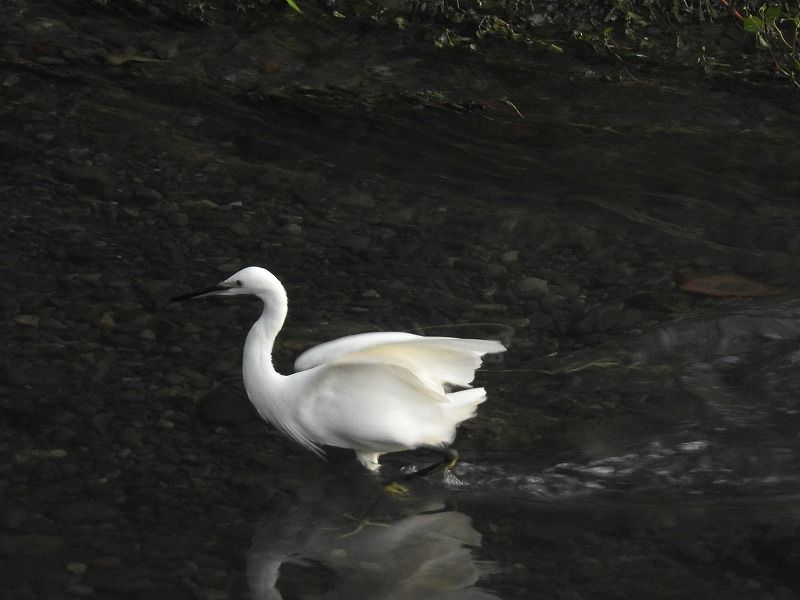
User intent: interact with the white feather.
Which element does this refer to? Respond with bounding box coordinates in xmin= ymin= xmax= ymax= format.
xmin=295 ymin=332 xmax=506 ymax=391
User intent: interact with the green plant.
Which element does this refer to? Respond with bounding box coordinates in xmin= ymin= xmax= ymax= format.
xmin=284 ymin=0 xmax=303 ymax=13
xmin=739 ymin=3 xmax=800 ymax=85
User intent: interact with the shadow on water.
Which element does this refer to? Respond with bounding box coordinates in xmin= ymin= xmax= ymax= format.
xmin=251 ymin=300 xmax=800 ymax=599
xmin=247 ymin=471 xmax=498 ymax=600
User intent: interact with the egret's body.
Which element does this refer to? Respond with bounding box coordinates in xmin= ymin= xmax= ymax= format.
xmin=174 ymin=266 xmax=505 ymax=471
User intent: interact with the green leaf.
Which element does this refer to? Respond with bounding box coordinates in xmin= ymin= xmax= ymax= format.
xmin=742 ymin=15 xmax=764 ymax=33
xmin=762 ymin=5 xmax=783 ymax=24
xmin=285 ymin=0 xmax=303 ymax=14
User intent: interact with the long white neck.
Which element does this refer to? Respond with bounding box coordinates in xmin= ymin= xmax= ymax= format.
xmin=244 ymin=285 xmax=289 ymax=377
xmin=235 ymin=269 xmax=293 ymax=429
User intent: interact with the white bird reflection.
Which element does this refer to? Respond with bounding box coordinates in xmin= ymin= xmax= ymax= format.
xmin=247 ymin=479 xmax=497 ymax=600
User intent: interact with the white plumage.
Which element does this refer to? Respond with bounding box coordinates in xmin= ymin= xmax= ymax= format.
xmin=173 ymin=266 xmax=506 ymax=471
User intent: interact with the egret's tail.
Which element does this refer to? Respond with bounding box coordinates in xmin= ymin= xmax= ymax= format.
xmin=443 ymin=387 xmax=487 ymax=427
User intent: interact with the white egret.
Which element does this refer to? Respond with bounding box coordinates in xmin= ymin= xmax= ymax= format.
xmin=172 ymin=266 xmax=506 ymax=473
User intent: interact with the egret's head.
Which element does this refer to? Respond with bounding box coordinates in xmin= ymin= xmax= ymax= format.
xmin=171 ymin=266 xmax=285 ymax=302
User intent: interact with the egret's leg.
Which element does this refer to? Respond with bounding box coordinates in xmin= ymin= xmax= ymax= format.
xmin=443 ymin=448 xmax=459 ymax=469
xmin=352 ymin=450 xmax=410 ymax=495
xmin=407 ymin=447 xmax=458 ymax=479
xmin=361 ymin=448 xmax=458 ymax=495
xmin=392 ymin=447 xmax=459 ymax=483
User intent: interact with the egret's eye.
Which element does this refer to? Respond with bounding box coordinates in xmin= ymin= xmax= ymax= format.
xmin=236 ymin=279 xmax=243 ymax=287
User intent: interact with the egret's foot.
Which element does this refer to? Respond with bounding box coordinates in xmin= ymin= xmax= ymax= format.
xmin=338 ymin=513 xmax=391 ymax=538
xmin=399 ymin=446 xmax=458 ymax=481
xmin=383 ymin=481 xmax=410 ymax=497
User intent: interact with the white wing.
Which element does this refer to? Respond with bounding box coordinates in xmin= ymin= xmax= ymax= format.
xmin=294 ymin=332 xmax=420 ymax=370
xmin=294 ymin=332 xmax=506 ymax=391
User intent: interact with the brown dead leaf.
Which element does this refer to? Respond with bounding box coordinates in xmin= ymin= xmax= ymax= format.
xmin=679 ymin=274 xmax=780 ymax=297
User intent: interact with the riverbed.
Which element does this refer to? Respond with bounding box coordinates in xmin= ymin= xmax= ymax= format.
xmin=3 ymin=3 xmax=800 ymax=599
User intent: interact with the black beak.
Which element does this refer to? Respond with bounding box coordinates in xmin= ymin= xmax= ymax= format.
xmin=170 ymin=283 xmax=226 ymax=303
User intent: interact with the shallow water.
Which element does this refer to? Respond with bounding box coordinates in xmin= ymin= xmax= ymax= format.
xmin=246 ymin=302 xmax=800 ymax=600
xmin=3 ymin=5 xmax=800 ymax=599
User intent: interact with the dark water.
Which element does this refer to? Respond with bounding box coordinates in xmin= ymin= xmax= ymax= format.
xmin=197 ymin=69 xmax=800 ymax=596
xmin=4 ymin=5 xmax=800 ymax=600
xmin=246 ymin=303 xmax=800 ymax=600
